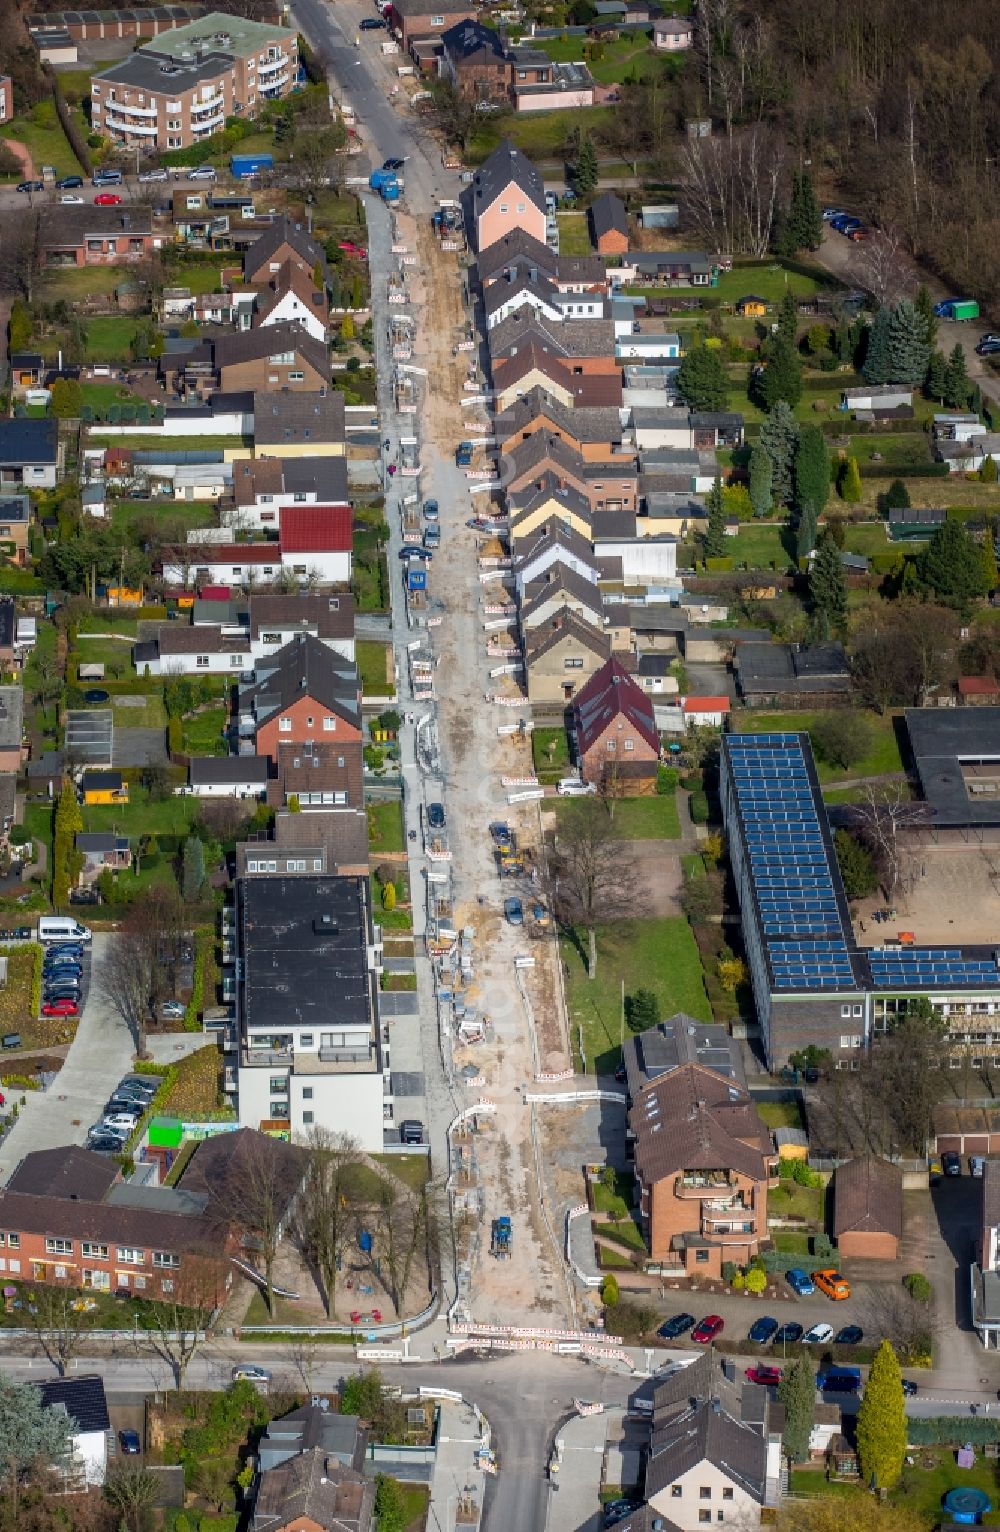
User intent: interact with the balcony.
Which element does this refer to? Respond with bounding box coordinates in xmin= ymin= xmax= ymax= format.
xmin=192 ymin=92 xmax=225 ymax=116
xmin=260 ymin=76 xmax=289 ymax=96
xmin=242 ymin=1047 xmax=292 ymax=1067
xmin=114 ymin=101 xmax=158 ymax=118
xmin=675 ymin=1172 xmax=737 ymax=1198
xmin=104 ymin=114 xmax=159 ymax=136
xmin=258 ymin=54 xmax=289 ymax=76
xmin=192 ymin=112 xmax=226 ymax=135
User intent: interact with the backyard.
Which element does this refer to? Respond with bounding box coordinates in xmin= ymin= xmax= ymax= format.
xmin=81 ymin=785 xmax=202 ymax=837
xmin=791 ymin=1452 xmax=1000 ymax=1531
xmin=736 ymin=709 xmax=905 ymax=783
xmin=552 ymin=791 xmax=681 ymax=839
xmin=367 ymin=798 xmax=405 ymax=855
xmin=0 ymin=98 xmax=84 ymax=180
xmin=563 ymin=915 xmax=711 ymax=1073
xmin=358 ymin=639 xmax=394 ymax=698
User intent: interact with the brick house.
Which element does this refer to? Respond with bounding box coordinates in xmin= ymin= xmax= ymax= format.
xmin=37 ymin=205 xmax=158 ymax=268
xmin=496 ymin=387 xmax=625 ymax=462
xmin=477 ymin=230 xmax=608 ymax=293
xmin=509 ymin=476 xmax=593 ymax=546
xmin=252 ymin=1448 xmax=374 ymax=1532
xmin=439 ymin=17 xmax=509 ymax=102
xmin=494 ymin=344 xmax=623 ymax=410
xmin=243 ymin=216 xmax=325 ymax=288
xmin=504 ymin=432 xmax=638 ymax=512
xmin=488 ymin=310 xmax=619 ymax=379
xmin=629 ymin=1062 xmax=777 ymax=1276
xmin=570 ymin=656 xmax=660 ymax=791
xmin=468 ymin=139 xmax=546 ymax=251
xmin=833 ymin=1156 xmax=903 ymax=1261
xmin=239 ymin=631 xmax=362 ymax=764
xmin=589 ymin=191 xmax=629 ymax=255
xmin=389 ymin=0 xmax=475 ymax=52
xmin=160 ymin=322 xmax=331 ymax=399
xmin=253 ymin=260 xmax=330 ymax=343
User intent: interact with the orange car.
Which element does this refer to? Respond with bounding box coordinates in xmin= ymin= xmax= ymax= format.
xmin=812 ymin=1269 xmax=851 ymax=1301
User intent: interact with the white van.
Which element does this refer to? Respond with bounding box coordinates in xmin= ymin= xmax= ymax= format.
xmin=556 ymin=776 xmax=596 ymax=797
xmin=38 ymin=916 xmax=92 ymax=944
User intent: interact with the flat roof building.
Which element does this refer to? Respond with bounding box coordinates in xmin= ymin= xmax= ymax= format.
xmin=235 ymin=875 xmax=386 ymax=1148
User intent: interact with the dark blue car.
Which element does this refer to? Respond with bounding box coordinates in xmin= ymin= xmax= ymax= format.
xmin=658 ymin=1312 xmax=696 ymax=1340
xmin=748 ymin=1315 xmax=779 ymax=1345
xmin=786 ymin=1268 xmax=815 ymax=1296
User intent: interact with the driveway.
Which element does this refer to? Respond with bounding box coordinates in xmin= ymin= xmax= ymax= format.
xmin=0 ymin=934 xmax=136 ymax=1182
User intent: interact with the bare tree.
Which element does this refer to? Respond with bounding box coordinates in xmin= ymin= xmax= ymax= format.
xmin=101 ymin=887 xmax=186 ymax=1055
xmin=223 ymin=1136 xmax=291 ymax=1317
xmin=853 ymin=226 xmax=910 ymax=307
xmin=26 ymin=1287 xmax=96 ymax=1377
xmin=679 ymin=126 xmax=783 ymax=257
xmin=861 ymin=1000 xmax=946 ymax=1156
xmin=547 ymin=802 xmax=629 ymax=979
xmin=137 ymin=1258 xmax=217 ymax=1388
xmin=296 ymin=1129 xmax=361 ymax=1318
xmin=847 ymin=783 xmax=929 ymax=898
xmin=103 ymin=1462 xmax=159 ymax=1532
xmin=368 ymin=1172 xmax=439 ymax=1318
xmin=857 ymin=1282 xmax=938 ymax=1364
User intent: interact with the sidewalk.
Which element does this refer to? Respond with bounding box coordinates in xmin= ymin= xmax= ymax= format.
xmin=545 ymin=1410 xmax=612 ymax=1532
xmin=427 ymin=1396 xmax=489 ymax=1532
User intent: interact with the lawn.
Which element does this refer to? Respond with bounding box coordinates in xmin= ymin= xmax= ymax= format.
xmin=846 ymin=431 xmax=934 ymax=467
xmin=466 ymin=105 xmax=615 ymax=164
xmin=40 ymin=316 xmax=142 ymax=365
xmin=71 ymin=635 xmax=135 ymax=681
xmin=563 ymin=916 xmax=711 ymax=1073
xmin=358 ymin=639 xmax=394 ymax=698
xmin=112 ymin=500 xmax=216 ymax=537
xmin=553 ymin=793 xmax=681 ymax=839
xmin=372 ymin=1152 xmax=430 ymax=1192
xmin=81 ymin=786 xmax=201 ymax=837
xmin=0 ymin=99 xmax=81 ymax=179
xmin=555 ymin=212 xmax=593 ymax=256
xmin=111 ymin=694 xmax=166 ymax=730
xmin=592 ymin=1167 xmax=635 ymax=1219
xmin=532 ymin=726 xmax=571 ymax=783
xmin=180 ymin=707 xmax=228 ymax=756
xmin=768 ymin=1179 xmax=825 ymax=1226
xmin=162 ymin=256 xmax=245 ymax=297
xmin=716 ymin=262 xmax=832 ymax=304
xmin=157 ymin=1045 xmax=227 ymax=1118
xmin=367 ymin=799 xmax=404 ymax=854
xmin=38 ymin=266 xmax=122 ymax=301
xmin=539 ymin=30 xmax=665 ymax=83
xmin=756 ymin=1101 xmax=805 ymax=1131
xmin=398 ymin=1484 xmax=430 ymax=1532
xmin=735 ymin=709 xmax=904 ymax=783
xmin=792 ymin=1454 xmax=1000 ymax=1531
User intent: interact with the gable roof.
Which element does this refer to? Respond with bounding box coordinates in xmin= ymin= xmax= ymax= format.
xmin=254 ymin=390 xmax=345 ymax=447
xmin=7 ymin=1145 xmax=119 ymax=1202
xmin=277 ymin=739 xmax=364 ymax=804
xmin=525 ymin=607 xmax=610 ymax=665
xmin=515 ymin=514 xmax=597 ymax=576
xmin=278 ymin=504 xmax=353 ymax=554
xmin=489 ymin=308 xmax=615 ymax=362
xmin=441 ymin=15 xmax=505 ymax=60
xmin=255 ymin=258 xmax=329 ymax=324
xmin=496 ymin=386 xmax=624 ymax=448
xmin=572 ymin=655 xmax=659 ymax=755
xmin=38 ymin=204 xmax=153 ymax=246
xmin=504 ymin=429 xmax=591 ymax=487
xmin=833 ymin=1155 xmax=903 ymax=1240
xmin=243 ymin=632 xmax=360 ymax=730
xmin=212 ymin=322 xmax=330 ymax=384
xmin=477 ymin=228 xmax=607 ymax=286
xmin=0 ymin=418 xmax=58 ymax=467
xmin=509 ymin=473 xmax=593 ymax=526
xmin=522 ymin=561 xmax=604 ymax=623
xmin=472 ymin=139 xmax=545 ymax=218
xmin=590 ymin=191 xmax=628 ymax=240
xmin=232 ymin=455 xmax=349 ymax=507
xmin=190 ymin=756 xmax=269 ymax=787
xmin=250 ymin=591 xmax=355 ymax=643
xmin=36 ymin=1375 xmax=110 ymax=1437
xmin=178 ymin=1127 xmax=306 ymax=1220
xmin=244 ymin=215 xmax=322 ymax=280
xmin=628 ymin=1061 xmax=773 ymax=1189
xmin=253 ymin=1446 xmax=374 ymax=1532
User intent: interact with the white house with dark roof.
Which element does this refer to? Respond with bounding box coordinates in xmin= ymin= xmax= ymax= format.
xmin=33 ymin=1375 xmax=110 ymax=1487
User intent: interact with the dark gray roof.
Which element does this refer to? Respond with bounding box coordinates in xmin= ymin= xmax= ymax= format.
xmin=242 ymin=631 xmax=359 ymax=730
xmin=0 ymin=418 xmax=58 ymax=467
xmin=189 ymin=755 xmax=269 ymax=786
xmin=209 ymin=323 xmax=330 ymax=383
xmin=622 ymin=1013 xmax=744 ymax=1098
xmin=509 ymin=473 xmax=592 ymax=525
xmin=525 ymin=607 xmax=609 ymax=665
xmin=7 ymin=1145 xmax=118 ymax=1202
xmin=983 ymin=1160 xmax=1000 ymax=1231
xmin=96 ymin=47 xmax=231 ymax=93
xmin=489 ymin=308 xmax=615 ymax=361
xmin=441 ymin=15 xmax=504 ymax=60
xmin=476 ymin=227 xmax=607 ymax=286
xmin=646 ymin=1352 xmax=776 ymax=1506
xmin=905 ymin=705 xmax=1000 ymax=827
xmin=522 ymin=561 xmax=603 ymax=621
xmin=496 ymin=386 xmax=624 ymax=446
xmin=589 ymin=191 xmax=628 ymax=240
xmin=253 ymin=390 xmax=345 ymax=447
xmin=472 ymin=140 xmax=545 ymax=218
xmin=244 ymin=215 xmax=322 ymax=279
xmin=38 ymin=205 xmax=153 ymax=246
xmin=36 ymin=1375 xmax=110 ymax=1437
xmin=259 ymin=1402 xmax=366 ymax=1472
xmin=0 ymin=496 xmax=30 ymax=524
xmin=250 ymin=591 xmax=355 ymax=643
xmin=0 ymin=686 xmax=23 ymax=752
xmin=76 ymin=832 xmax=129 ymax=854
xmin=27 ymin=750 xmax=64 ymax=780
xmin=735 ymin=641 xmax=850 ymax=696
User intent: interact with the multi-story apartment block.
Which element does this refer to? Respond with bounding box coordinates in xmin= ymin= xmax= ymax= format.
xmin=233 ymin=874 xmax=386 ymax=1147
xmin=0 ymin=76 xmax=12 ymax=122
xmin=91 ymin=12 xmax=298 ymax=151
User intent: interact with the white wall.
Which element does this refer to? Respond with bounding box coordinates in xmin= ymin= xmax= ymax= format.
xmin=250 ymin=627 xmax=355 ymax=663
xmin=162 ymin=556 xmax=281 ymax=586
xmin=237 ymin=1062 xmax=385 ymax=1151
xmin=186 ymin=778 xmax=266 ymax=798
xmin=516 ymin=86 xmax=593 ymax=111
xmin=89 ymin=409 xmax=252 ymax=438
xmin=649 ymin=1459 xmax=760 ymax=1529
xmin=73 ymin=1429 xmax=108 ymax=1487
xmin=280 ymin=549 xmax=352 ymax=584
xmin=515 ymin=544 xmax=597 ymax=594
xmin=140 ymin=648 xmax=250 ymax=677
xmin=259 ymin=290 xmax=328 ymax=343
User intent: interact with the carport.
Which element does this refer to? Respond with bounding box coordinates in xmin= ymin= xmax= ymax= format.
xmin=64 ymin=709 xmax=113 ymax=767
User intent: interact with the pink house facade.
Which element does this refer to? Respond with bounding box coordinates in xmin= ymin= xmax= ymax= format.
xmin=470 ymin=140 xmax=547 ymax=250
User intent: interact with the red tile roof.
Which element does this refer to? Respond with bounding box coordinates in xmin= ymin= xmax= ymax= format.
xmin=279 ymin=504 xmax=353 ymax=554
xmin=683 ymin=695 xmax=731 ymax=713
xmin=572 ymin=655 xmax=660 ymax=756
xmin=958 ymin=674 xmax=999 ymax=696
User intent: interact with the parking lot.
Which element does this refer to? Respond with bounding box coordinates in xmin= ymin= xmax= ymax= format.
xmin=0 ymin=934 xmax=138 ymax=1182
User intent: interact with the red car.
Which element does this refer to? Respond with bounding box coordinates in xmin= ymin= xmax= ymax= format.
xmin=692 ymin=1314 xmax=724 ymax=1344
xmin=42 ymin=998 xmax=79 ymax=1016
xmin=745 ymin=1365 xmax=782 ymax=1386
xmin=94 ymin=192 xmax=122 ymax=205
xmin=338 ymin=241 xmax=368 ymax=260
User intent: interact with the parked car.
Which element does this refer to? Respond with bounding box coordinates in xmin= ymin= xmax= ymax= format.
xmin=57 ymin=175 xmax=83 ymax=189
xmin=804 ymin=1322 xmax=835 ymax=1345
xmin=118 ymin=1431 xmax=141 ymax=1455
xmin=816 ymin=1366 xmax=862 ymax=1394
xmin=87 ymin=1133 xmax=126 ymax=1153
xmin=745 ymin=1365 xmax=782 ymax=1386
xmin=604 ymin=1503 xmax=640 ymax=1529
xmin=161 ymin=1000 xmax=185 ymax=1020
xmin=748 ymin=1316 xmax=779 ymax=1345
xmin=138 ymin=168 xmax=169 ymax=182
xmin=338 ymin=241 xmax=368 ymax=260
xmin=60 ymin=194 xmax=84 ymax=204
xmin=785 ymin=1268 xmax=815 ymax=1296
xmin=10 ymin=928 xmax=31 ymax=941
xmin=426 ymin=802 xmax=446 ymax=829
xmin=16 ymin=180 xmax=43 ymax=193
xmin=187 ymin=166 xmax=217 ymax=180
xmin=813 ymin=1269 xmax=851 ymax=1301
xmin=942 ymin=1151 xmax=962 ymax=1176
xmin=359 ymin=15 xmax=386 ymax=26
xmin=231 ymin=1365 xmax=271 ymax=1383
xmin=119 ymin=1075 xmax=159 ymax=1094
xmin=692 ymin=1315 xmax=724 ymax=1344
xmin=658 ymin=1312 xmax=696 ymax=1340
xmin=774 ymin=1322 xmax=804 ymax=1345
xmin=504 ymin=896 xmax=524 ymax=926
xmin=41 ymin=999 xmax=78 ymax=1016
xmin=398 ymin=544 xmax=430 ymax=560
xmin=976 ymin=341 xmax=1000 ymax=357
xmin=102 ymin=1112 xmax=140 ymax=1131
xmin=398 ymin=1118 xmax=424 ymax=1145
xmin=928 ymin=1158 xmax=943 ymax=1184
xmin=382 ymin=155 xmax=405 ymax=170
xmin=970 ymin=1155 xmax=987 ymax=1177
xmin=822 ymin=207 xmax=848 ymax=221
xmin=834 ymin=1325 xmax=863 ymax=1346
xmin=979 ymin=333 xmax=1000 ymax=347
xmin=847 ymin=226 xmax=870 ymax=241
xmin=94 ymin=193 xmax=122 ymax=205
xmin=44 ymin=988 xmax=81 ymax=1005
xmin=87 ymin=1124 xmax=128 ymax=1143
xmin=556 ymin=776 xmax=596 ymax=797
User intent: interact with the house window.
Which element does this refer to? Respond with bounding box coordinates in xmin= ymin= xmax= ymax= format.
xmin=279 ymin=718 xmax=292 ymax=732
xmin=606 ymin=740 xmax=616 ymax=752
xmin=499 ymin=203 xmax=508 ymax=214
xmin=699 ymin=1514 xmax=711 ymax=1525
xmin=134 ymin=1275 xmax=146 ymax=1290
xmin=853 ymin=1004 xmax=863 ymax=1017
xmin=431 ymin=12 xmax=444 ymax=21
xmin=153 ymin=1252 xmax=180 ymax=1268
xmin=161 ymin=1279 xmax=174 ymax=1295
xmin=300 ymin=1034 xmax=314 ymax=1047
xmin=564 ymin=657 xmax=583 ymax=669
xmin=82 ymin=1268 xmax=110 ymax=1290
xmin=82 ymin=1243 xmax=108 ymax=1260
xmin=323 ymin=716 xmax=336 ymax=731
xmin=840 ymin=1035 xmax=852 ymax=1049
xmin=624 ymin=739 xmax=634 ymax=751
xmin=671 ymin=1487 xmax=682 ymax=1498
xmin=700 ymin=1489 xmax=712 ymax=1500
xmin=6 ymin=1234 xmax=18 ymax=1249
xmin=168 ymin=137 xmax=182 ymax=149
xmin=306 ymin=716 xmax=314 ymax=727
xmin=196 ymin=655 xmax=209 ymax=668
xmin=302 ymin=1087 xmax=313 ymax=1099
xmin=269 ymin=1077 xmax=288 ymax=1094
xmin=289 ymin=371 xmax=304 ymax=382
xmin=303 ymin=1110 xmax=314 ymax=1125
xmin=517 ymin=202 xmax=525 ymax=213
xmin=270 ymin=1101 xmax=286 ymax=1118
xmin=695 ymin=1248 xmax=709 ymax=1263
xmin=45 ymin=1238 xmax=73 ymax=1256
xmin=116 ymin=1247 xmax=145 ymax=1266
xmin=841 ymin=1005 xmax=851 ymax=1018
xmin=722 ymin=1490 xmax=734 ymax=1501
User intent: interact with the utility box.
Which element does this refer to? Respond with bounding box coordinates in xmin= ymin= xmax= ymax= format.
xmin=231 ymin=153 xmax=273 ymax=178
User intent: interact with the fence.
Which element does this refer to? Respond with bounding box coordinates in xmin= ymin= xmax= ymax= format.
xmin=235 ymin=1288 xmax=439 ymax=1341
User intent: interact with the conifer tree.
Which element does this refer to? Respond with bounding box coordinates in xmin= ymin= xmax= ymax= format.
xmin=857 ymin=1340 xmax=907 ymax=1490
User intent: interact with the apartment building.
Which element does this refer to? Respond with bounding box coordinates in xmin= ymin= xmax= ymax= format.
xmin=91 ymin=12 xmax=298 ymax=151
xmin=0 ymin=76 xmax=12 ymax=122
xmin=234 ymin=874 xmax=385 ymax=1146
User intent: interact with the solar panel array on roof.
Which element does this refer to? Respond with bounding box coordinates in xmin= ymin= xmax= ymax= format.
xmin=726 ymin=734 xmax=856 ymax=991
xmin=868 ymin=947 xmax=1000 ymax=989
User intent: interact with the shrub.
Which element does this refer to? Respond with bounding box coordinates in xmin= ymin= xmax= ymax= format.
xmin=688 ymin=789 xmax=710 ymax=824
xmin=656 ymin=764 xmax=678 ymax=796
xmin=904 ymin=1271 xmax=932 ymax=1303
xmin=722 ymin=1261 xmax=739 ymax=1284
xmin=600 ymin=1273 xmax=620 ymax=1306
xmin=382 ymin=881 xmax=396 ymax=912
xmin=745 ymin=1266 xmax=767 ymax=1294
xmin=731 ymin=1271 xmax=745 ymax=1291
xmin=811 ymin=1233 xmax=834 ymax=1260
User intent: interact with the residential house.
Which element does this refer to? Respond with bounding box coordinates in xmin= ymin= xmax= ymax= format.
xmin=476 ymin=230 xmax=608 ymax=294
xmin=589 ymin=192 xmax=629 ymax=255
xmin=681 ymin=694 xmax=730 ymax=729
xmin=625 ymin=249 xmax=717 ymax=286
xmin=484 ymin=272 xmax=607 ymax=330
xmin=439 ymin=17 xmax=509 ymax=103
xmin=8 ymin=353 xmax=46 ymax=389
xmin=390 ymin=0 xmax=476 ymax=53
xmin=643 ymin=1350 xmax=783 ymax=1529
xmin=258 ymin=1400 xmax=366 ymax=1472
xmin=937 ymin=432 xmax=1000 ymax=475
xmin=570 ymin=655 xmax=660 ymax=791
xmin=243 ymin=217 xmax=325 ymax=287
xmin=0 ymin=1143 xmax=235 ymax=1302
xmin=188 ymin=757 xmax=269 ymax=798
xmin=488 ymin=309 xmax=619 ymax=378
xmin=509 ymin=476 xmax=593 ymax=546
xmin=496 ymin=388 xmax=625 ymax=461
xmin=133 ymin=622 xmax=251 ymax=676
xmin=0 ymin=418 xmax=61 ymax=488
xmin=237 ymin=805 xmax=370 ymax=879
xmin=493 ymin=342 xmax=623 ymax=410
xmin=37 ymin=205 xmax=157 ymax=268
xmin=278 ymin=504 xmax=353 ymax=585
xmin=33 ymin=1376 xmax=110 ymax=1488
xmin=75 ymin=832 xmax=131 ymax=885
xmin=274 ymin=738 xmax=364 ymax=811
xmin=525 ymin=609 xmax=611 ymax=704
xmin=252 ymin=1447 xmax=374 ymax=1532
xmin=629 ymin=1060 xmax=776 ymax=1275
xmin=81 ymin=771 xmax=128 ymax=806
xmin=957 ymin=675 xmax=1000 ymax=706
xmin=250 ymin=591 xmax=356 ymax=664
xmin=833 ymin=1156 xmax=903 ymax=1261
xmin=253 ymin=260 xmax=330 ymax=343
xmin=254 ymin=390 xmax=347 ymax=458
xmin=520 ymin=563 xmax=604 ymax=632
xmin=504 ymin=432 xmax=638 ymax=512
xmin=239 ymin=631 xmax=362 ymax=764
xmin=27 ymin=751 xmax=66 ymax=796
xmin=0 ymin=686 xmax=24 ymax=773
xmin=733 ymin=640 xmax=851 ymax=708
xmin=623 ymin=1012 xmax=746 ymax=1101
xmin=590 ymin=512 xmax=678 ymax=584
xmin=226 ymin=457 xmax=350 ymax=533
xmin=160 ymin=322 xmax=331 ymax=399
xmin=652 ymin=14 xmax=695 ymax=48
xmin=514 ymin=517 xmax=598 ymax=597
xmin=162 ymin=543 xmax=283 ymax=588
xmin=468 ymin=139 xmax=546 ymax=251
xmin=511 ymin=55 xmax=594 ymax=111
xmin=0 ymin=497 xmax=30 ymax=563
xmin=90 ymin=13 xmax=298 ymax=150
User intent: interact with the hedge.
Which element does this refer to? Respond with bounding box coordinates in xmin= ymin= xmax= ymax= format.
xmin=45 ymin=67 xmax=90 ymax=174
xmin=859 ymin=461 xmax=949 ymax=479
xmin=906 ymin=1417 xmax=1000 ymax=1446
xmin=184 ymin=928 xmax=213 ymax=1032
xmin=705 ymin=556 xmax=736 ymax=572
